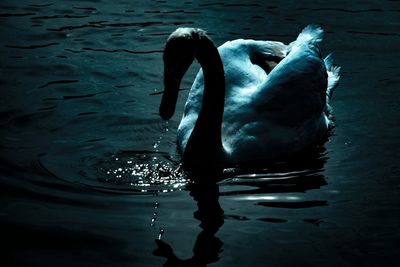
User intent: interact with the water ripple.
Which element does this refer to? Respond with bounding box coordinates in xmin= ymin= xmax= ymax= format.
xmin=297 ymin=7 xmax=384 ymax=13
xmin=0 ymin=12 xmax=35 ymax=17
xmin=257 ymin=200 xmax=328 ymax=209
xmin=46 ymin=21 xmax=164 ymax=31
xmin=5 ymin=43 xmax=60 ymax=49
xmin=30 ymin=14 xmax=89 ymax=20
xmin=347 ymin=30 xmax=400 ymax=37
xmin=82 ymin=47 xmax=163 ymax=54
xmin=42 ymin=90 xmax=110 ymax=101
xmin=73 ymin=7 xmax=97 ymax=11
xmin=29 ymin=4 xmax=54 ymax=8
xmin=38 ymin=79 xmax=79 ymax=89
xmin=198 ymin=3 xmax=260 ymax=7
xmin=46 ymin=20 xmax=195 ymax=32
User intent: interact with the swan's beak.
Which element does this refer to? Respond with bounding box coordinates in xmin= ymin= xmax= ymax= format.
xmin=160 ymin=33 xmax=195 ymax=120
xmin=159 ymin=73 xmax=180 ymax=120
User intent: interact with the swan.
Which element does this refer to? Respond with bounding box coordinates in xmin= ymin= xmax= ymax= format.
xmin=159 ymin=25 xmax=340 ymax=171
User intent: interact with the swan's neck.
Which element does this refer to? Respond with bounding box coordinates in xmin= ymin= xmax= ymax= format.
xmin=183 ymin=37 xmax=226 ymax=170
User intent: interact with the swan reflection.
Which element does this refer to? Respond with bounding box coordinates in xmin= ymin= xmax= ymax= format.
xmin=154 ymin=176 xmax=224 ymax=267
xmin=153 ymin=141 xmax=329 ymax=266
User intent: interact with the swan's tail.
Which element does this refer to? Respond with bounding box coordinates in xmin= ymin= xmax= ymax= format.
xmin=289 ymin=25 xmax=341 ymax=118
xmin=297 ymin=24 xmax=324 ymax=45
xmin=324 ymin=54 xmax=341 ymax=99
xmin=288 ymin=24 xmax=324 ymax=52
xmin=292 ymin=25 xmax=341 ymax=97
xmin=294 ymin=25 xmax=341 ymax=94
xmin=324 ymin=54 xmax=341 ymax=118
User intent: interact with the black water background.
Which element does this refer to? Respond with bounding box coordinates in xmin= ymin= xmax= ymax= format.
xmin=1 ymin=0 xmax=399 ymax=266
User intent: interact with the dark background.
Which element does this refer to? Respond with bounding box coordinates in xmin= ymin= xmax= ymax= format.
xmin=0 ymin=0 xmax=399 ymax=266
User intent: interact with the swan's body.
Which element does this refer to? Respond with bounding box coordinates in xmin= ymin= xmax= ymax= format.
xmin=160 ymin=26 xmax=340 ymax=171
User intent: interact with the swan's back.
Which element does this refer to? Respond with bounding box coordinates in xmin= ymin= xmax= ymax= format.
xmin=178 ymin=25 xmax=340 ymax=163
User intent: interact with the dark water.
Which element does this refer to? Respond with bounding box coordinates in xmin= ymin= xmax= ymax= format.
xmin=1 ymin=0 xmax=399 ymax=266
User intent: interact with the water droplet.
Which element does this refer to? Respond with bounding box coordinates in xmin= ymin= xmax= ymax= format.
xmin=158 ymin=228 xmax=164 ymax=240
xmin=154 ymin=202 xmax=159 ymax=209
xmin=153 ymin=211 xmax=157 ymax=216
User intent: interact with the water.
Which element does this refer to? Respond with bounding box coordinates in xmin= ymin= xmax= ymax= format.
xmin=1 ymin=0 xmax=399 ymax=266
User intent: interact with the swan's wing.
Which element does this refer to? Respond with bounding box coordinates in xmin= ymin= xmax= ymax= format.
xmin=217 ymin=39 xmax=288 ymax=115
xmin=251 ymin=37 xmax=328 ymax=128
xmin=221 ymin=39 xmax=329 ymax=159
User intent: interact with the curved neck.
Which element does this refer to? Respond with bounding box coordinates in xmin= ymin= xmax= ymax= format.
xmin=183 ymin=37 xmax=226 ymax=170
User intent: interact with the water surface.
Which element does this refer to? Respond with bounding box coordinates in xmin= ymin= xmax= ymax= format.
xmin=1 ymin=0 xmax=399 ymax=266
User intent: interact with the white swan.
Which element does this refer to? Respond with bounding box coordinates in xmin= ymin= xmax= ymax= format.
xmin=159 ymin=25 xmax=340 ymax=171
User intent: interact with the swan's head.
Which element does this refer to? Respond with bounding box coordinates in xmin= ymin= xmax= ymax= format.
xmin=160 ymin=28 xmax=207 ymax=120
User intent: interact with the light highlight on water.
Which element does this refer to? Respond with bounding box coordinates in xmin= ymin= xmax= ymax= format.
xmin=99 ymin=154 xmax=186 ymax=192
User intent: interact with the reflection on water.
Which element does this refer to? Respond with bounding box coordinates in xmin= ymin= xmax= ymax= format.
xmin=97 ymin=152 xmax=186 ymax=192
xmin=152 ymin=142 xmax=328 ymax=266
xmin=1 ymin=0 xmax=400 ymax=266
xmin=155 ymin=177 xmax=224 ymax=267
